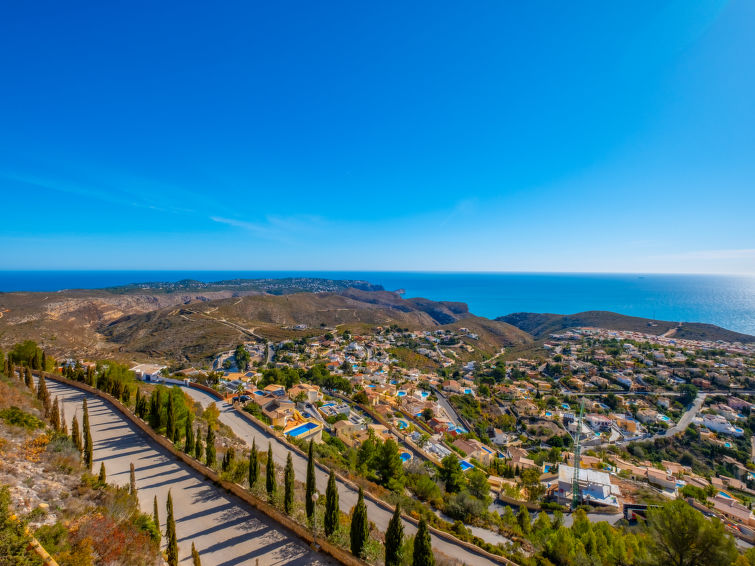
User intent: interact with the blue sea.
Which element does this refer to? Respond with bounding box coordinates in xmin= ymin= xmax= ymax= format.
xmin=0 ymin=271 xmax=753 ymax=336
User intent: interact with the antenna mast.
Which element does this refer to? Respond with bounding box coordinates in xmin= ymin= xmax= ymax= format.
xmin=571 ymin=398 xmax=585 ymax=510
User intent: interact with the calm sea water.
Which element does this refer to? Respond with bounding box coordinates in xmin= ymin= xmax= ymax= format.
xmin=0 ymin=271 xmax=753 ymax=336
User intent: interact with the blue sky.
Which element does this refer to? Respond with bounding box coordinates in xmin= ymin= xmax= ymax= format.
xmin=1 ymin=0 xmax=753 ymax=274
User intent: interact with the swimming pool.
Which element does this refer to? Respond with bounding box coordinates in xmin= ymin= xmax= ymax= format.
xmin=460 ymin=460 xmax=473 ymax=471
xmin=545 ymin=411 xmax=552 ymax=417
xmin=718 ymin=491 xmax=733 ymax=499
xmin=400 ymin=452 xmax=412 ymax=463
xmin=562 ymin=403 xmax=570 ymax=410
xmin=397 ymin=391 xmax=407 ymax=397
xmin=419 ymin=391 xmax=429 ymax=398
xmin=734 ymin=427 xmax=745 ymax=434
xmin=321 ymin=402 xmax=335 ymax=407
xmin=396 ymin=419 xmax=408 ymax=430
xmin=285 ymin=422 xmax=319 ymax=437
xmin=659 ymin=415 xmax=670 ymax=422
xmin=544 ymin=465 xmax=552 ymax=473
xmin=463 ymin=388 xmax=473 ymax=394
xmin=449 ymin=425 xmax=467 ymax=434
xmin=724 ymin=442 xmax=732 ymax=448
xmin=253 ymin=390 xmax=266 ymax=396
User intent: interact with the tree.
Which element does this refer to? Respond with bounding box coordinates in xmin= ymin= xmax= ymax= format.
xmin=249 ymin=438 xmax=259 ymax=488
xmin=153 ymin=495 xmax=161 ymax=546
xmin=519 ymin=468 xmax=545 ymax=502
xmin=130 ymin=462 xmax=137 ymax=498
xmin=37 ymin=374 xmax=49 ymax=407
xmin=166 ymin=490 xmax=178 ymax=566
xmin=412 ymin=517 xmax=434 ymax=566
xmin=644 ymin=499 xmax=737 ymax=566
xmin=439 ymin=454 xmax=464 ymax=493
xmin=0 ymin=485 xmax=38 ymax=566
xmin=149 ymin=389 xmax=162 ymax=430
xmin=205 ymin=426 xmax=216 ymax=467
xmin=166 ymin=391 xmax=175 ymax=441
xmin=421 ymin=408 xmax=434 ymax=421
xmin=350 ymin=487 xmax=369 ymax=558
xmin=385 ymin=503 xmax=404 ymax=566
xmin=98 ymin=462 xmax=106 ymax=484
xmin=184 ymin=414 xmax=194 ymax=454
xmin=324 ymin=469 xmax=339 ymax=537
xmin=71 ymin=414 xmax=82 ymax=453
xmin=83 ymin=400 xmax=93 ymax=470
xmin=377 ymin=438 xmax=405 ymax=491
xmin=467 ymin=468 xmax=491 ymax=502
xmin=49 ymin=397 xmax=60 ymax=431
xmin=679 ymin=384 xmax=699 ymax=407
xmin=517 ymin=506 xmax=531 ymax=535
xmin=266 ymin=442 xmax=276 ymax=503
xmin=194 ymin=430 xmax=203 ymax=460
xmin=284 ymin=452 xmax=295 ymax=514
xmin=221 ymin=447 xmax=235 ymax=473
xmin=191 ymin=542 xmax=202 ymax=566
xmin=306 ymin=439 xmax=316 ymax=520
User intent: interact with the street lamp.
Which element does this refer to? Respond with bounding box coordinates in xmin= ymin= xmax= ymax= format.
xmin=311 ymin=491 xmax=320 ymax=550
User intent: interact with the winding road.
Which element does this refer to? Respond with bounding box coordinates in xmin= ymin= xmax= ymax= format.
xmin=41 ymin=378 xmax=336 ymax=566
xmin=179 ymin=385 xmax=508 ymax=566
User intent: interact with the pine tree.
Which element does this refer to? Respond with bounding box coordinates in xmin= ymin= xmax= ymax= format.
xmin=284 ymin=452 xmax=295 ymax=514
xmin=98 ymin=462 xmax=106 ymax=484
xmin=130 ymin=462 xmax=137 ymax=498
xmin=324 ymin=469 xmax=339 ymax=537
xmin=385 ymin=503 xmax=404 ymax=566
xmin=306 ymin=439 xmax=316 ymax=520
xmin=191 ymin=542 xmax=202 ymax=566
xmin=71 ymin=414 xmax=82 ymax=453
xmin=350 ymin=487 xmax=369 ymax=558
xmin=83 ymin=400 xmax=93 ymax=470
xmin=166 ymin=391 xmax=175 ymax=441
xmin=49 ymin=397 xmax=60 ymax=431
xmin=205 ymin=426 xmax=216 ymax=467
xmin=266 ymin=442 xmax=276 ymax=503
xmin=153 ymin=495 xmax=161 ymax=546
xmin=166 ymin=490 xmax=178 ymax=566
xmin=412 ymin=517 xmax=434 ymax=566
xmin=249 ymin=438 xmax=259 ymax=488
xmin=184 ymin=415 xmax=194 ymax=454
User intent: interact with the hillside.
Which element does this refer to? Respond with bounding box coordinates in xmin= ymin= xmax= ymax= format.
xmin=497 ymin=310 xmax=755 ymax=343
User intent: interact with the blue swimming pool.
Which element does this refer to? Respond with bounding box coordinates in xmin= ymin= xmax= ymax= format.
xmin=718 ymin=491 xmax=733 ymax=499
xmin=397 ymin=391 xmax=407 ymax=397
xmin=460 ymin=460 xmax=473 ymax=471
xmin=397 ymin=420 xmax=408 ymax=430
xmin=463 ymin=388 xmax=473 ymax=394
xmin=285 ymin=422 xmax=319 ymax=437
xmin=400 ymin=452 xmax=411 ymax=463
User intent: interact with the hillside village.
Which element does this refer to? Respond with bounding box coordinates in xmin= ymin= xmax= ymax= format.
xmin=112 ymin=321 xmax=755 ymax=549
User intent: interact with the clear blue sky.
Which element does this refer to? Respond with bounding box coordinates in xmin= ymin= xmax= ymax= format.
xmin=1 ymin=1 xmax=753 ymax=274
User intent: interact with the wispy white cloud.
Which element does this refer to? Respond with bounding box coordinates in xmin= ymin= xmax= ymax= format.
xmin=210 ymin=214 xmax=328 ymax=244
xmin=655 ymin=248 xmax=755 ymax=261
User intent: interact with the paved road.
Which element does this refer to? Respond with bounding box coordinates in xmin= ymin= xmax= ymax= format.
xmin=664 ymin=393 xmax=706 ymax=437
xmin=180 ymin=386 xmax=505 ymax=566
xmin=42 ymin=378 xmax=336 ymax=566
xmin=431 ymin=387 xmax=464 ymax=429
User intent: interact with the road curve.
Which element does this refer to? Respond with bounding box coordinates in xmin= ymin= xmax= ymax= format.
xmin=180 ymin=386 xmax=506 ymax=566
xmin=42 ymin=378 xmax=337 ymax=566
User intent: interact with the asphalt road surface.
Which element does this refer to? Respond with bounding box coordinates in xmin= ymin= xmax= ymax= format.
xmin=180 ymin=386 xmax=505 ymax=566
xmin=42 ymin=378 xmax=337 ymax=566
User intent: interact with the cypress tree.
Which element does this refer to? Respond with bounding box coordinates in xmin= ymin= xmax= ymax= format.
xmin=25 ymin=367 xmax=34 ymax=393
xmin=60 ymin=404 xmax=68 ymax=436
xmin=306 ymin=439 xmax=316 ymax=520
xmin=184 ymin=415 xmax=194 ymax=454
xmin=324 ymin=469 xmax=339 ymax=537
xmin=166 ymin=391 xmax=175 ymax=441
xmin=149 ymin=389 xmax=162 ymax=430
xmin=41 ymin=351 xmax=47 ymax=371
xmin=130 ymin=462 xmax=137 ymax=498
xmin=385 ymin=503 xmax=404 ymax=566
xmin=121 ymin=384 xmax=131 ymax=405
xmin=172 ymin=423 xmax=181 ymax=445
xmin=266 ymin=442 xmax=276 ymax=503
xmin=350 ymin=487 xmax=369 ymax=558
xmin=71 ymin=414 xmax=82 ymax=452
xmin=83 ymin=400 xmax=93 ymax=470
xmin=249 ymin=438 xmax=259 ymax=488
xmin=205 ymin=426 xmax=216 ymax=467
xmin=98 ymin=462 xmax=106 ymax=484
xmin=135 ymin=389 xmax=143 ymax=418
xmin=37 ymin=374 xmax=48 ymax=404
xmin=221 ymin=447 xmax=235 ymax=473
xmin=284 ymin=452 xmax=295 ymax=514
xmin=412 ymin=517 xmax=434 ymax=566
xmin=49 ymin=397 xmax=60 ymax=431
xmin=153 ymin=495 xmax=161 ymax=545
xmin=194 ymin=429 xmax=203 ymax=460
xmin=166 ymin=490 xmax=178 ymax=566
xmin=191 ymin=542 xmax=201 ymax=566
